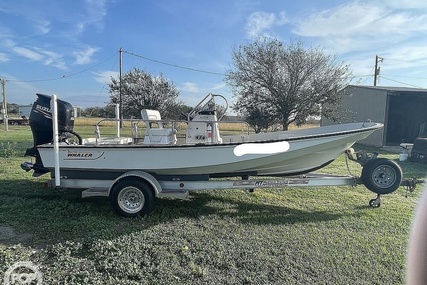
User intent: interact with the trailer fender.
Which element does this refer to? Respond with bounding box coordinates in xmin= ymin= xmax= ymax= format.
xmin=109 ymin=171 xmax=162 ymax=197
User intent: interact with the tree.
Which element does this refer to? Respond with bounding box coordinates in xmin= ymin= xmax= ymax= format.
xmin=245 ymin=105 xmax=276 ymax=133
xmin=168 ymin=104 xmax=193 ymax=120
xmin=8 ymin=103 xmax=19 ymax=115
xmin=109 ymin=68 xmax=181 ymax=118
xmin=1 ymin=102 xmax=19 ymax=115
xmin=82 ymin=106 xmax=116 ymax=118
xmin=226 ymin=38 xmax=351 ymax=130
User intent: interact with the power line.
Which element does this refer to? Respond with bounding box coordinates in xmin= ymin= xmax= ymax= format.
xmin=349 ymin=74 xmax=373 ymax=79
xmin=380 ymin=74 xmax=427 ymax=80
xmin=370 ymin=55 xmax=427 ymax=88
xmin=92 ymin=51 xmax=120 ymax=109
xmin=2 ymin=48 xmax=426 ymax=90
xmin=379 ymin=75 xmax=423 ymax=88
xmin=122 ymin=50 xmax=226 ymax=76
xmin=4 ymin=51 xmax=118 ymax=83
xmin=383 ymin=57 xmax=427 ymax=66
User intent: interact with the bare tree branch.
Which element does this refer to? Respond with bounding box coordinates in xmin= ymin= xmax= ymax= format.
xmin=226 ymin=38 xmax=351 ymax=130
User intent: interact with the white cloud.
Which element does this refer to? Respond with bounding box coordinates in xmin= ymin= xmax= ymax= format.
xmin=86 ymin=0 xmax=108 ymax=21
xmin=293 ymin=3 xmax=384 ymax=38
xmin=4 ymin=39 xmax=67 ymax=70
xmin=283 ymin=0 xmax=427 ymax=87
xmin=369 ymin=45 xmax=427 ymax=75
xmin=290 ymin=0 xmax=427 ymax=64
xmin=74 ymin=0 xmax=108 ymax=34
xmin=246 ymin=11 xmax=288 ymax=39
xmin=385 ymin=46 xmax=427 ymax=63
xmin=276 ymin=11 xmax=288 ymax=25
xmin=74 ymin=22 xmax=86 ymax=35
xmin=383 ymin=0 xmax=427 ymax=9
xmin=0 ymin=53 xmax=10 ymax=62
xmin=211 ymin=83 xmax=226 ymax=90
xmin=180 ymin=82 xmax=199 ymax=93
xmin=12 ymin=46 xmax=44 ymax=61
xmin=73 ymin=47 xmax=99 ymax=65
xmin=2 ymin=39 xmax=16 ymax=48
xmin=93 ymin=70 xmax=118 ymax=84
xmin=35 ymin=19 xmax=51 ymax=35
xmin=246 ymin=12 xmax=275 ymax=38
xmin=38 ymin=49 xmax=66 ymax=70
xmin=293 ymin=2 xmax=427 ymax=45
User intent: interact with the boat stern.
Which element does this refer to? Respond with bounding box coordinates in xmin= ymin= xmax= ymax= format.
xmin=22 ymin=93 xmax=75 ymax=177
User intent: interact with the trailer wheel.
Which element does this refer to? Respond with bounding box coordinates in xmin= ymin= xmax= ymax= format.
xmin=361 ymin=158 xmax=402 ymax=195
xmin=110 ymin=179 xmax=155 ymax=217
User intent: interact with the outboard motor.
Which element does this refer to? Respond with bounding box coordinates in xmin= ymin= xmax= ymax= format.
xmin=22 ymin=93 xmax=80 ymax=176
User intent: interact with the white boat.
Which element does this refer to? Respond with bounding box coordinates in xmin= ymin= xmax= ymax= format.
xmin=34 ymin=122 xmax=382 ymax=178
xmin=23 ymin=93 xmax=382 ymax=179
xmin=21 ymin=93 xmax=407 ymax=217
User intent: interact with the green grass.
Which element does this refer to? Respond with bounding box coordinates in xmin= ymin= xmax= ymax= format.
xmin=1 ymin=125 xmax=427 ymax=284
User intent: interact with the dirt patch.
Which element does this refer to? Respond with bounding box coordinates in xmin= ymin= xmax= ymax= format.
xmin=0 ymin=223 xmax=32 ymax=245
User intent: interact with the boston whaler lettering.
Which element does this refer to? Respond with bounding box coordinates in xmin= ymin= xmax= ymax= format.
xmin=67 ymin=152 xmax=93 ymax=158
xmin=21 ymin=93 xmax=418 ymax=217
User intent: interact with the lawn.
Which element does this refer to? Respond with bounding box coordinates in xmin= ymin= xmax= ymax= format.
xmin=0 ymin=124 xmax=426 ymax=284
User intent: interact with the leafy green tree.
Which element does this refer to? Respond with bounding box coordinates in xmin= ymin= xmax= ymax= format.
xmin=246 ymin=105 xmax=276 ymax=133
xmin=109 ymin=68 xmax=181 ymax=119
xmin=226 ymin=38 xmax=351 ymax=130
xmin=168 ymin=104 xmax=193 ymax=120
xmin=82 ymin=106 xmax=116 ymax=118
xmin=0 ymin=102 xmax=19 ymax=114
xmin=8 ymin=103 xmax=19 ymax=114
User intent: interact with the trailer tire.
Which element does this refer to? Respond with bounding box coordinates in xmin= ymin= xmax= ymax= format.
xmin=110 ymin=179 xmax=155 ymax=217
xmin=361 ymin=158 xmax=402 ymax=195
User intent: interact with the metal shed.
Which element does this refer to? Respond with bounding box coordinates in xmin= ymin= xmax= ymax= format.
xmin=321 ymin=85 xmax=427 ymax=147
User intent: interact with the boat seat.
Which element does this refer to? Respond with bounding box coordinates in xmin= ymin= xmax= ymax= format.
xmin=141 ymin=109 xmax=177 ymax=145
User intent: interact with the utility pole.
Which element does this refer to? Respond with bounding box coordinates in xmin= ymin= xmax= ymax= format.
xmin=119 ymin=47 xmax=123 ymax=127
xmin=1 ymin=78 xmax=8 ymax=131
xmin=374 ymin=55 xmax=383 ymax=86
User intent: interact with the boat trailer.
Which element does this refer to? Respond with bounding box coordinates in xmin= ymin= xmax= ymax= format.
xmin=37 ymin=95 xmax=422 ymax=217
xmin=45 ymin=148 xmax=421 ymax=217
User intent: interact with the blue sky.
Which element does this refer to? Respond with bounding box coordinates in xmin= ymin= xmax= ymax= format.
xmin=1 ymin=0 xmax=427 ymax=108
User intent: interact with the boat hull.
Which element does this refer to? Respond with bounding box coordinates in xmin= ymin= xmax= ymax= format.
xmin=36 ymin=122 xmax=383 ymax=179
